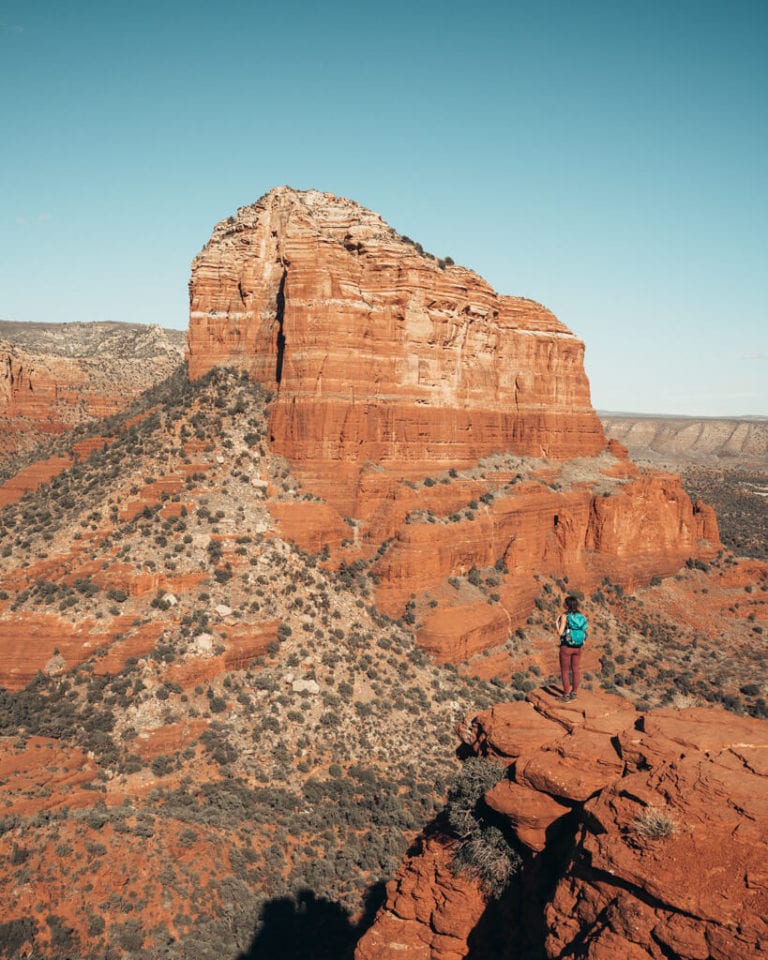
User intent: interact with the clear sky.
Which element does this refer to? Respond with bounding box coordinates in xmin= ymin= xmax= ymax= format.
xmin=2 ymin=0 xmax=766 ymax=416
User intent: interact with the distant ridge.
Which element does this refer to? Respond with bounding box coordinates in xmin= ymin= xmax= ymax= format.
xmin=599 ymin=410 xmax=767 ymax=422
xmin=0 ymin=319 xmax=186 ymax=358
xmin=0 ymin=320 xmax=186 ymax=467
xmin=600 ymin=412 xmax=768 ymax=467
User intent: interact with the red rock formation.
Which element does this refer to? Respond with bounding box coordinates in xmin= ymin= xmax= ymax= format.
xmin=188 ymin=187 xmax=606 ymax=492
xmin=355 ymin=835 xmax=487 ymax=960
xmin=188 ymin=188 xmax=720 ymax=658
xmin=545 ymin=705 xmax=768 ymax=960
xmin=373 ymin=471 xmax=719 ymax=619
xmin=361 ymin=689 xmax=768 ymax=959
xmin=0 ymin=455 xmax=73 ymax=508
xmin=0 ymin=327 xmax=183 ymax=465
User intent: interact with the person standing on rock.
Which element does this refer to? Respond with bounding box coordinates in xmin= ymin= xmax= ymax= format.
xmin=557 ymin=596 xmax=587 ymax=701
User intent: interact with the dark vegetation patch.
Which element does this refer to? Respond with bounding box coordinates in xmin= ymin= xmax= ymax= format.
xmin=682 ymin=466 xmax=768 ymax=561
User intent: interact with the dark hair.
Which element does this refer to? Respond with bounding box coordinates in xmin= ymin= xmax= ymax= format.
xmin=565 ymin=596 xmax=580 ymax=613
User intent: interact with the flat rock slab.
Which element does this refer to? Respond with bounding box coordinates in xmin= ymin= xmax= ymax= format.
xmin=527 ymin=686 xmax=638 ymax=736
xmin=516 ymin=728 xmax=625 ymax=802
xmin=470 ymin=700 xmax=563 ymax=760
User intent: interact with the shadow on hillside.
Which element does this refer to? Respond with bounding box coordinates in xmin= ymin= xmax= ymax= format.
xmin=237 ymin=883 xmax=386 ymax=960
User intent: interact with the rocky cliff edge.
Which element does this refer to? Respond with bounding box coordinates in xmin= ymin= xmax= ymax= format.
xmin=357 ymin=688 xmax=768 ymax=960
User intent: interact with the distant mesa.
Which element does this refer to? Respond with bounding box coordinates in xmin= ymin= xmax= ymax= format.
xmin=600 ymin=412 xmax=768 ymax=469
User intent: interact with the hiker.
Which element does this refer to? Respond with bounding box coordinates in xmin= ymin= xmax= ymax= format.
xmin=556 ymin=595 xmax=587 ymax=701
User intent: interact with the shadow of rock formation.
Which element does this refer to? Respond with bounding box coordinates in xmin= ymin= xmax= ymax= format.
xmin=238 ymin=883 xmax=386 ymax=960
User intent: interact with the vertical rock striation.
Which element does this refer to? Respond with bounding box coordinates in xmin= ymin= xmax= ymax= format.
xmin=188 ymin=186 xmax=606 ymax=490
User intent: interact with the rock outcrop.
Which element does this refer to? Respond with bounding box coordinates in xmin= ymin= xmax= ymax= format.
xmin=359 ymin=689 xmax=768 ymax=960
xmin=187 ymin=188 xmax=720 ymax=650
xmin=188 ymin=187 xmax=606 ymax=492
xmin=355 ymin=835 xmax=487 ymax=960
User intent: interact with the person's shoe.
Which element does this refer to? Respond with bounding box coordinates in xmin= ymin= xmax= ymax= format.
xmin=569 ymin=692 xmax=578 ymax=701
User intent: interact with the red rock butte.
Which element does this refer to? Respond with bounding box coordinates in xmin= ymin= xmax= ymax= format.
xmin=188 ymin=186 xmax=606 ymax=494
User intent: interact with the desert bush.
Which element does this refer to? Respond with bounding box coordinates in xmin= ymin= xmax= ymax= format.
xmin=151 ymin=755 xmax=175 ymax=777
xmin=46 ymin=914 xmax=79 ymax=954
xmin=0 ymin=918 xmax=38 ymax=954
xmin=444 ymin=757 xmax=521 ymax=896
xmin=452 ymin=825 xmax=521 ymax=897
xmin=632 ymin=805 xmax=678 ymax=840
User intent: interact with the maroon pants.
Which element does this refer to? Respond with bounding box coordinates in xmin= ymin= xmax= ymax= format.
xmin=559 ymin=644 xmax=582 ymax=695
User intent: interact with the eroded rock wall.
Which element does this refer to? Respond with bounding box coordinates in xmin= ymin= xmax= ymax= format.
xmin=188 ymin=187 xmax=606 ymax=488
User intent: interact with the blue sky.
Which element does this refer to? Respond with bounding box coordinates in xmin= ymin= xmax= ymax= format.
xmin=2 ymin=0 xmax=766 ymax=416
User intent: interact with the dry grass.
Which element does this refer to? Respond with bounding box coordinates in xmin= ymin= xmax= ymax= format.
xmin=632 ymin=805 xmax=678 ymax=840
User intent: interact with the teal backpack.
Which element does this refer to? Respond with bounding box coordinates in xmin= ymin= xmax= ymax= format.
xmin=563 ymin=612 xmax=588 ymax=647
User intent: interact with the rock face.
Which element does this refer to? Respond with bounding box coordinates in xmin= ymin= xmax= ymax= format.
xmin=360 ymin=689 xmax=768 ymax=960
xmin=0 ymin=321 xmax=185 ymax=466
xmin=186 ymin=188 xmax=720 ymax=649
xmin=371 ymin=466 xmax=720 ymax=642
xmin=354 ymin=835 xmax=487 ymax=960
xmin=188 ymin=187 xmax=606 ymax=490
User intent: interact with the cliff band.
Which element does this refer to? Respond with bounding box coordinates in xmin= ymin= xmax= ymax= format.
xmin=188 ymin=187 xmax=606 ymax=490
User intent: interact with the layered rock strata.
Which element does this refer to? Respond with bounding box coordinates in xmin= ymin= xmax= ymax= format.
xmin=354 ymin=835 xmax=487 ymax=960
xmin=0 ymin=323 xmax=184 ymax=465
xmin=187 ymin=189 xmax=720 ymax=648
xmin=358 ymin=690 xmax=768 ymax=960
xmin=188 ymin=187 xmax=606 ymax=493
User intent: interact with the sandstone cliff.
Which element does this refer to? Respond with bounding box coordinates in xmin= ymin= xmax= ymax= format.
xmin=187 ymin=189 xmax=720 ymax=655
xmin=357 ymin=689 xmax=768 ymax=960
xmin=188 ymin=187 xmax=606 ymax=489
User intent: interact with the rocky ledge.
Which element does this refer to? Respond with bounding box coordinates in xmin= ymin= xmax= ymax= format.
xmin=357 ymin=688 xmax=768 ymax=960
